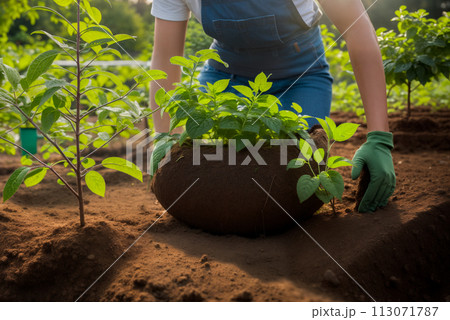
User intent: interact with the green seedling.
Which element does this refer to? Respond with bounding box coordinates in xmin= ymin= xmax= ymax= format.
xmin=0 ymin=0 xmax=166 ymax=226
xmin=287 ymin=117 xmax=359 ymax=214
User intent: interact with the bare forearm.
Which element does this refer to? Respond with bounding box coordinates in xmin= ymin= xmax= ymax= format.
xmin=150 ymin=18 xmax=188 ymax=133
xmin=345 ymin=22 xmax=389 ymax=132
xmin=319 ymin=0 xmax=390 ymax=132
xmin=150 ymin=59 xmax=182 ymax=132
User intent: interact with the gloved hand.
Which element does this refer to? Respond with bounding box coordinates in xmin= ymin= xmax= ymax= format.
xmin=351 ymin=131 xmax=396 ymax=213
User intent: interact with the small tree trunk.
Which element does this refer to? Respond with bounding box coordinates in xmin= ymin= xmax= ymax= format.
xmin=76 ymin=0 xmax=85 ymax=227
xmin=407 ymin=81 xmax=412 ymax=120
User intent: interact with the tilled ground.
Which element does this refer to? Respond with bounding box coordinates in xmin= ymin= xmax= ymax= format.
xmin=0 ymin=107 xmax=449 ymax=302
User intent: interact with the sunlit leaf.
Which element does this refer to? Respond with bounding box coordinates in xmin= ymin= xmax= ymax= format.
xmin=85 ymin=171 xmax=105 ymax=197
xmin=102 ymin=157 xmax=143 ymax=182
xmin=24 ymin=168 xmax=48 ymax=187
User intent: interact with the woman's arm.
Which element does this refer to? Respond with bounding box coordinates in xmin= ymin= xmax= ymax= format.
xmin=318 ymin=0 xmax=389 ymax=132
xmin=319 ymin=0 xmax=395 ymax=213
xmin=150 ymin=18 xmax=188 ymax=133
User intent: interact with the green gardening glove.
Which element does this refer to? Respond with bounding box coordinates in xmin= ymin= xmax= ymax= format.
xmin=351 ymin=131 xmax=396 ymax=213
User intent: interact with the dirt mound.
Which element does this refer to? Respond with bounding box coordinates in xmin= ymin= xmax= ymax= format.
xmin=0 ymin=220 xmax=124 ymax=301
xmin=343 ymin=202 xmax=450 ymax=301
xmin=151 ymin=129 xmax=328 ymax=237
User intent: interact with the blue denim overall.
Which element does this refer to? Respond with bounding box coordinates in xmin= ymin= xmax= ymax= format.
xmin=198 ymin=0 xmax=333 ymax=125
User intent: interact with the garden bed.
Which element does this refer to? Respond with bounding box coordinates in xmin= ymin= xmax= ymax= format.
xmin=0 ymin=107 xmax=449 ymax=302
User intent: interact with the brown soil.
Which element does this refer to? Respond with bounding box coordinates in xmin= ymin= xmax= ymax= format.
xmin=151 ymin=128 xmax=327 ymax=236
xmin=0 ymin=107 xmax=449 ymax=302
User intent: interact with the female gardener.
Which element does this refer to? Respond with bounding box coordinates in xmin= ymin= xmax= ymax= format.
xmin=149 ymin=0 xmax=396 ymax=213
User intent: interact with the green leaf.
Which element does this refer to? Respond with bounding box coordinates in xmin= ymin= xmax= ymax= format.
xmin=317 ymin=118 xmax=333 ymax=140
xmin=24 ymin=168 xmax=48 ymax=187
xmin=149 ymin=139 xmax=176 ymax=177
xmin=327 ymin=156 xmax=352 ymax=168
xmin=85 ymin=171 xmax=106 ymax=197
xmin=315 ymin=188 xmax=333 ymax=204
xmin=170 ymin=56 xmax=194 ymax=69
xmin=3 ymin=167 xmax=31 ymax=202
xmin=154 ymin=88 xmax=167 ymax=107
xmin=299 ymin=139 xmax=313 ymax=160
xmin=84 ymin=70 xmax=123 ymax=90
xmin=0 ymin=61 xmax=20 ymax=91
xmin=325 ymin=117 xmax=336 ymax=138
xmin=0 ymin=89 xmax=15 ymax=106
xmin=102 ymin=157 xmax=143 ymax=182
xmin=64 ymin=150 xmax=76 ymax=158
xmin=134 ymin=69 xmax=167 ymax=84
xmin=287 ymin=158 xmax=306 ymax=170
xmin=179 ymin=130 xmax=189 ymax=145
xmin=52 ymin=94 xmax=66 ymax=109
xmin=81 ymin=158 xmax=95 ymax=169
xmin=186 ymin=113 xmax=214 ymax=139
xmin=233 ymin=85 xmax=254 ymax=99
xmin=21 ymin=50 xmax=59 ymax=90
xmin=394 ymin=62 xmax=412 ymax=73
xmin=291 ymin=102 xmax=302 ymax=114
xmin=213 ymin=79 xmax=230 ymax=93
xmin=297 ymin=175 xmax=320 ymax=203
xmin=242 ymin=123 xmax=260 ymax=134
xmin=218 ymin=116 xmax=241 ymax=130
xmin=41 ymin=107 xmax=60 ymax=133
xmin=32 ymin=30 xmax=73 ymax=51
xmin=53 ymin=0 xmax=72 ymax=6
xmin=122 ymin=99 xmax=141 ymax=118
xmin=334 ymin=123 xmax=359 ymax=142
xmin=195 ymin=49 xmax=228 ymax=67
xmin=83 ymin=0 xmax=102 ymax=24
xmin=39 ymin=86 xmax=61 ymax=108
xmin=417 ymin=55 xmax=435 ymax=67
xmin=313 ymin=148 xmax=325 ymax=164
xmin=406 ymin=27 xmax=418 ymax=39
xmin=319 ymin=170 xmax=344 ymax=200
xmin=21 ymin=156 xmax=33 ymax=166
xmin=98 ymin=47 xmax=122 ymax=59
xmin=254 ymin=72 xmax=270 ymax=92
xmin=261 ymin=117 xmax=281 ymax=134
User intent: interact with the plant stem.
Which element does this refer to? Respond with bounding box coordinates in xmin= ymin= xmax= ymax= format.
xmin=76 ymin=0 xmax=85 ymax=227
xmin=407 ymin=81 xmax=411 ymax=120
xmin=331 ymin=197 xmax=336 ymax=214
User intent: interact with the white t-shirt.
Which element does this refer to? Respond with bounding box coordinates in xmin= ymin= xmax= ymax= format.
xmin=151 ymin=0 xmax=322 ymax=27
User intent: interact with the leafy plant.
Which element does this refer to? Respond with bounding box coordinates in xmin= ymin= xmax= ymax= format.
xmin=0 ymin=0 xmax=166 ymax=226
xmin=149 ymin=49 xmax=313 ymax=176
xmin=378 ymin=6 xmax=450 ymax=118
xmin=287 ymin=117 xmax=359 ymax=213
xmin=149 ymin=49 xmax=360 ymax=215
